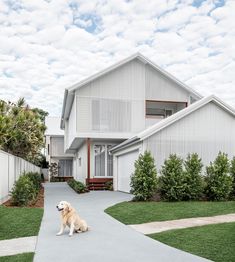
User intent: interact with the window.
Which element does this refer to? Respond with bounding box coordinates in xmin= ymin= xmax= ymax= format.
xmin=146 ymin=101 xmax=186 ymax=119
xmin=94 ymin=144 xmax=114 ymax=177
xmin=94 ymin=145 xmax=106 ymax=177
xmin=78 ymin=157 xmax=81 ymax=167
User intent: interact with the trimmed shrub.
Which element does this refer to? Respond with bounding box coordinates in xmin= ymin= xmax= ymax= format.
xmin=67 ymin=178 xmax=89 ymax=194
xmin=205 ymin=152 xmax=233 ymax=201
xmin=105 ymin=180 xmax=113 ymax=191
xmin=26 ymin=172 xmax=42 ymax=191
xmin=230 ymin=156 xmax=235 ymax=198
xmin=183 ymin=153 xmax=203 ymax=200
xmin=11 ymin=175 xmax=37 ymax=206
xmin=130 ymin=151 xmax=157 ymax=201
xmin=160 ymin=154 xmax=184 ymax=201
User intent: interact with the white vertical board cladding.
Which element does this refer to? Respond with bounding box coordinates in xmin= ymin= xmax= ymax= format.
xmin=143 ymin=102 xmax=235 ymax=170
xmin=76 ymin=59 xmax=146 ymax=134
xmin=145 ymin=64 xmax=190 ymax=102
xmin=74 ymin=142 xmax=87 ymax=183
xmin=0 ymin=152 xmax=9 ymax=204
xmin=116 ymin=150 xmax=139 ymax=193
xmin=0 ymin=150 xmax=40 ymax=204
xmin=67 ymin=98 xmax=76 ymax=149
xmin=8 ymin=155 xmax=15 ymax=194
xmin=50 ymin=137 xmax=67 ymax=157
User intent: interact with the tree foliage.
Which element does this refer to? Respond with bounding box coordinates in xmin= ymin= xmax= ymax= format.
xmin=0 ymin=98 xmax=47 ymax=161
xmin=205 ymin=152 xmax=233 ymax=201
xmin=230 ymin=156 xmax=235 ymax=198
xmin=183 ymin=153 xmax=203 ymax=200
xmin=160 ymin=154 xmax=185 ymax=201
xmin=130 ymin=151 xmax=157 ymax=201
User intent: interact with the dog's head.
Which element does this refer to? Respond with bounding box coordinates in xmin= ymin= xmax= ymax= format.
xmin=56 ymin=201 xmax=72 ymax=212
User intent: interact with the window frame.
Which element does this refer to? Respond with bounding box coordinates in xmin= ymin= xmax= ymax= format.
xmin=145 ymin=100 xmax=188 ymax=119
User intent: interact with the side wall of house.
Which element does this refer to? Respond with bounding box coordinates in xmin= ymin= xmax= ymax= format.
xmin=50 ymin=137 xmax=68 ymax=157
xmin=65 ymin=98 xmax=76 ymax=150
xmin=73 ymin=142 xmax=87 ymax=183
xmin=143 ymin=102 xmax=235 ymax=170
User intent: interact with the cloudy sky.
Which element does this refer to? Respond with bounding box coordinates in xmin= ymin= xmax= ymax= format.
xmin=0 ymin=0 xmax=234 ymax=116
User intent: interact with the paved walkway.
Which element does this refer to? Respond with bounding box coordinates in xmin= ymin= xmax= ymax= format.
xmin=0 ymin=236 xmax=36 ymax=257
xmin=34 ymin=183 xmax=210 ymax=262
xmin=130 ymin=213 xmax=235 ymax=234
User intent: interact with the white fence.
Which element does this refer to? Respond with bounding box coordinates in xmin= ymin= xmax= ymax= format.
xmin=0 ymin=150 xmax=41 ymax=204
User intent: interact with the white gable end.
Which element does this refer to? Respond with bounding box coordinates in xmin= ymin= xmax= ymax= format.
xmin=144 ymin=101 xmax=235 ymax=169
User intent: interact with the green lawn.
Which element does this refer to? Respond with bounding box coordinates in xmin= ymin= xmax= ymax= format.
xmin=105 ymin=201 xmax=235 ymax=224
xmin=149 ymin=222 xmax=235 ymax=262
xmin=0 ymin=206 xmax=43 ymax=240
xmin=0 ymin=253 xmax=34 ymax=262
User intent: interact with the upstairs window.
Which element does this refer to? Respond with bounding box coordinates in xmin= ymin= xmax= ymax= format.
xmin=146 ymin=100 xmax=187 ymax=119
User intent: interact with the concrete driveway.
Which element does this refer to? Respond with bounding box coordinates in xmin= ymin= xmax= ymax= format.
xmin=34 ymin=183 xmax=210 ymax=262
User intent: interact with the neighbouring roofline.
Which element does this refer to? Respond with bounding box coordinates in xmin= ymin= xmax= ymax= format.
xmin=110 ymin=95 xmax=235 ymax=153
xmin=60 ymin=52 xmax=203 ymax=129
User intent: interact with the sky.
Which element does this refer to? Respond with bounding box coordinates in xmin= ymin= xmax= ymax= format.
xmin=0 ymin=0 xmax=234 ymax=116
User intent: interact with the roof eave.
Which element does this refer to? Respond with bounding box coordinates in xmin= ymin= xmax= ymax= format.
xmin=60 ymin=90 xmax=75 ymax=129
xmin=109 ymin=136 xmax=140 ymax=153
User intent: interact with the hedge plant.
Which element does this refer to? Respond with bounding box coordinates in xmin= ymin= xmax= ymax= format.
xmin=130 ymin=151 xmax=157 ymax=201
xmin=204 ymin=152 xmax=233 ymax=201
xmin=11 ymin=172 xmax=41 ymax=206
xmin=230 ymin=156 xmax=235 ymax=198
xmin=183 ymin=153 xmax=203 ymax=200
xmin=67 ymin=178 xmax=89 ymax=193
xmin=160 ymin=154 xmax=184 ymax=201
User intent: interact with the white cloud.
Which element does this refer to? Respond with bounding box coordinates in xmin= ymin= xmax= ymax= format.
xmin=0 ymin=0 xmax=234 ymax=116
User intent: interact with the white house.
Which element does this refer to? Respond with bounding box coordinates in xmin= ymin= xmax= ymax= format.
xmin=45 ymin=116 xmax=73 ymax=178
xmin=110 ymin=95 xmax=235 ymax=192
xmin=60 ymin=53 xmax=202 ymax=189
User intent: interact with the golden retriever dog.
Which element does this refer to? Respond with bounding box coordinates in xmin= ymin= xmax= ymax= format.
xmin=56 ymin=201 xmax=88 ymax=237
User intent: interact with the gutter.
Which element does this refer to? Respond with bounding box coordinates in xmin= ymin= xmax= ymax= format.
xmin=60 ymin=89 xmax=68 ymax=129
xmin=109 ymin=136 xmax=140 ymax=154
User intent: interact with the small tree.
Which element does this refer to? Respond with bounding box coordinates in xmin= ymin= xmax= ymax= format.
xmin=130 ymin=151 xmax=157 ymax=201
xmin=205 ymin=152 xmax=232 ymax=201
xmin=183 ymin=153 xmax=203 ymax=200
xmin=230 ymin=156 xmax=235 ymax=198
xmin=49 ymin=162 xmax=58 ymax=177
xmin=160 ymin=154 xmax=184 ymax=201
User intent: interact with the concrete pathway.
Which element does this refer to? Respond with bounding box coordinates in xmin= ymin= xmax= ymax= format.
xmin=130 ymin=213 xmax=235 ymax=234
xmin=0 ymin=236 xmax=36 ymax=257
xmin=34 ymin=183 xmax=211 ymax=262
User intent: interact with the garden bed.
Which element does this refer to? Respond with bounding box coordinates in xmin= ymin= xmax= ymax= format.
xmin=3 ymin=186 xmax=44 ymax=208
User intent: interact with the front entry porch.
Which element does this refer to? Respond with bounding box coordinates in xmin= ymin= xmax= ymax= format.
xmin=86 ymin=178 xmax=113 ymax=190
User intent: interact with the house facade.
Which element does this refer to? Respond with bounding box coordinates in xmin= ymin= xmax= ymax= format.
xmin=110 ymin=95 xmax=235 ymax=192
xmin=45 ymin=116 xmax=73 ymax=179
xmin=60 ymin=53 xmax=202 ymax=188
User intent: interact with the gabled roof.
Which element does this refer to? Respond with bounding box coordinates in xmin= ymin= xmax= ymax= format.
xmin=61 ymin=52 xmax=202 ymax=129
xmin=110 ymin=95 xmax=235 ymax=153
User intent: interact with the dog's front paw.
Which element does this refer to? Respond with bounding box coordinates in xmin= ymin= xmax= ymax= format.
xmin=56 ymin=232 xmax=62 ymax=236
xmin=69 ymin=234 xmax=73 ymax=237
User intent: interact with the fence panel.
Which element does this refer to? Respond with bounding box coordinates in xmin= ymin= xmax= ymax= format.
xmin=0 ymin=150 xmax=41 ymax=204
xmin=8 ymin=155 xmax=15 ymax=194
